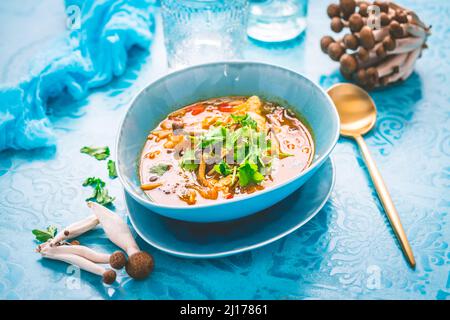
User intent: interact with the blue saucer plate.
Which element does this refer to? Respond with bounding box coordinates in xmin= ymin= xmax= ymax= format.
xmin=125 ymin=158 xmax=335 ymax=259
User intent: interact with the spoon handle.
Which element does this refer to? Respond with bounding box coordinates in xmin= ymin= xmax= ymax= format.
xmin=354 ymin=135 xmax=416 ymax=268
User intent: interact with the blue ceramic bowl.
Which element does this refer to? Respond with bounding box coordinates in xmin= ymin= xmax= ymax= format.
xmin=116 ymin=62 xmax=339 ymax=223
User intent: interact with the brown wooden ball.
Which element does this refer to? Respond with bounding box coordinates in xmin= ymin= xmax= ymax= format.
xmin=359 ymin=26 xmax=376 ymax=50
xmin=327 ymin=42 xmax=345 ymax=61
xmin=395 ymin=10 xmax=409 ymax=24
xmin=366 ymin=67 xmax=379 ymax=86
xmin=327 ymin=4 xmax=341 ymax=18
xmin=358 ymin=2 xmax=369 ymax=17
xmin=340 ymin=0 xmax=356 ymax=18
xmin=331 ymin=17 xmax=344 ymax=33
xmin=382 ymin=36 xmax=396 ymax=51
xmin=340 ymin=54 xmax=358 ymax=74
xmin=356 ymin=69 xmax=368 ymax=85
xmin=389 ymin=20 xmax=404 ymax=38
xmin=374 ymin=1 xmax=389 ymax=13
xmin=357 ymin=47 xmax=369 ymax=62
xmin=320 ymin=36 xmax=335 ymax=53
xmin=343 ymin=34 xmax=359 ymax=50
xmin=349 ymin=13 xmax=364 ymax=32
xmin=376 ymin=45 xmax=386 ymax=58
xmin=380 ymin=12 xmax=391 ymax=26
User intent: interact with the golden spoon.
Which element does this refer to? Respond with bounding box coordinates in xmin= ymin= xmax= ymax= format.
xmin=327 ymin=83 xmax=416 ymax=268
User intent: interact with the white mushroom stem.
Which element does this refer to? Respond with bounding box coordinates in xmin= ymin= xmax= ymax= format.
xmin=50 ymin=215 xmax=99 ymax=246
xmin=376 ymin=52 xmax=409 ymax=78
xmin=374 ymin=41 xmax=384 ymax=53
xmin=373 ymin=27 xmax=390 ymax=42
xmin=357 ymin=46 xmax=385 ymax=69
xmin=38 ymin=242 xmax=110 ymax=264
xmin=390 ymin=2 xmax=428 ymax=30
xmin=388 ymin=37 xmax=424 ymax=55
xmin=358 ymin=55 xmax=383 ymax=69
xmin=87 ymin=202 xmax=140 ymax=256
xmin=405 ymin=23 xmax=428 ymax=39
xmin=406 ymin=12 xmax=428 ymax=30
xmin=387 ymin=48 xmax=421 ymax=83
xmin=391 ymin=21 xmax=428 ymax=40
xmin=39 ymin=247 xmax=108 ymax=277
xmin=387 ymin=7 xmax=396 ymax=19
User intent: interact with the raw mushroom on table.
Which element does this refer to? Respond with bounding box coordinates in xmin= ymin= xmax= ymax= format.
xmin=87 ymin=202 xmax=154 ymax=280
xmin=37 ymin=242 xmax=117 ymax=284
xmin=36 ymin=202 xmax=154 ymax=283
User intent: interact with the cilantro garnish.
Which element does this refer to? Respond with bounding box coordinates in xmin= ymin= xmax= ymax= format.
xmin=32 ymin=225 xmax=57 ymax=243
xmin=231 ymin=113 xmax=257 ymax=129
xmin=201 ymin=126 xmax=228 ymax=148
xmin=178 ymin=112 xmax=289 ymax=188
xmin=238 ymin=161 xmax=265 ymax=187
xmin=180 ymin=149 xmax=199 ymax=171
xmin=149 ymin=163 xmax=171 ymax=176
xmin=82 ymin=177 xmax=115 ymax=206
xmin=107 ymin=160 xmax=118 ymax=179
xmin=214 ymin=160 xmax=232 ymax=176
xmin=80 ymin=146 xmax=110 ymax=160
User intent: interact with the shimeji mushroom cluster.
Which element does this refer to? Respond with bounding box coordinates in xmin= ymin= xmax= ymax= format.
xmin=320 ymin=0 xmax=430 ymax=89
xmin=36 ymin=202 xmax=154 ymax=284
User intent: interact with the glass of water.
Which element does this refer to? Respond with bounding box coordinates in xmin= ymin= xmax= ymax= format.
xmin=161 ymin=0 xmax=249 ymax=70
xmin=247 ymin=0 xmax=308 ymax=43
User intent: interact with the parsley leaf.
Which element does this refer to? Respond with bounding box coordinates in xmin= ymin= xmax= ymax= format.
xmin=82 ymin=177 xmax=115 ymax=206
xmin=149 ymin=163 xmax=171 ymax=176
xmin=231 ymin=113 xmax=257 ymax=129
xmin=214 ymin=160 xmax=232 ymax=176
xmin=80 ymin=146 xmax=110 ymax=160
xmin=238 ymin=161 xmax=265 ymax=187
xmin=181 ymin=112 xmax=271 ymax=187
xmin=32 ymin=225 xmax=57 ymax=243
xmin=93 ymin=188 xmax=115 ymax=206
xmin=107 ymin=160 xmax=118 ymax=179
xmin=180 ymin=149 xmax=199 ymax=171
xmin=201 ymin=126 xmax=227 ymax=148
xmin=83 ymin=176 xmax=105 ymax=188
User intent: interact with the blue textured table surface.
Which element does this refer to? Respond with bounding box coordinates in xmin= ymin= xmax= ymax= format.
xmin=0 ymin=0 xmax=449 ymax=299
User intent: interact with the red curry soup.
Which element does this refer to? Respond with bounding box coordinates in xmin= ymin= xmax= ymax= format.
xmin=139 ymin=96 xmax=314 ymax=206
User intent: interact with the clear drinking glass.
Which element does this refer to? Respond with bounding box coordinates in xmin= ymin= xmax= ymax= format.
xmin=247 ymin=0 xmax=308 ymax=43
xmin=161 ymin=0 xmax=249 ymax=70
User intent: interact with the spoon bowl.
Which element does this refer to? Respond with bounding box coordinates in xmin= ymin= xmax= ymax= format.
xmin=327 ymin=83 xmax=377 ymax=137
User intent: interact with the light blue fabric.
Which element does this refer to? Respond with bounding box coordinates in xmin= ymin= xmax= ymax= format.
xmin=0 ymin=0 xmax=155 ymax=151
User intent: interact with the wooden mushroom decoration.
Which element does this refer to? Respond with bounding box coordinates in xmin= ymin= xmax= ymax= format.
xmin=320 ymin=0 xmax=431 ymax=89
